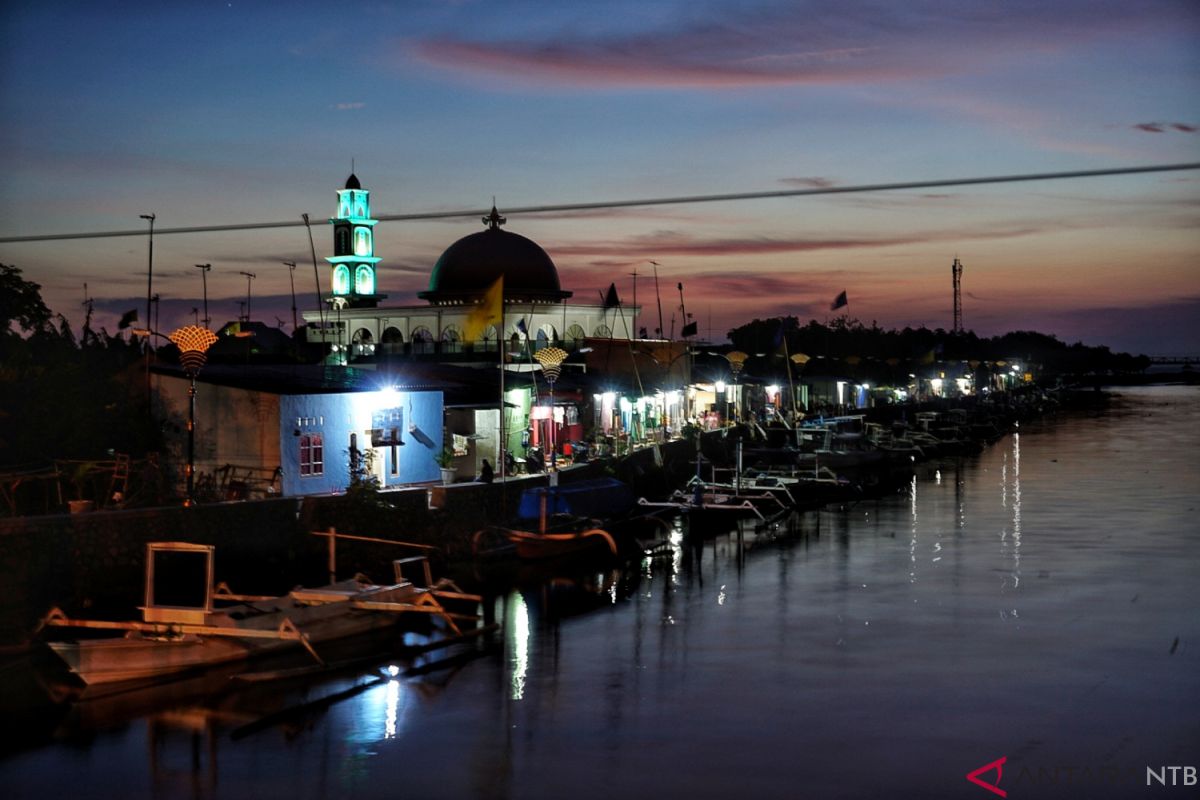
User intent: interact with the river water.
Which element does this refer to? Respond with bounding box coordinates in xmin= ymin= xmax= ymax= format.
xmin=3 ymin=385 xmax=1197 ymax=799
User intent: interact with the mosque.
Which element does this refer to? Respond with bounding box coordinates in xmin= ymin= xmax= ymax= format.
xmin=301 ymin=173 xmax=638 ymax=364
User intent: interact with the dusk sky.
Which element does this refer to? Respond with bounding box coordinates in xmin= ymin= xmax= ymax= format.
xmin=1 ymin=1 xmax=1198 ymax=354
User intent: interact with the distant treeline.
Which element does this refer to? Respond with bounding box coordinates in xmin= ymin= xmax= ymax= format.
xmin=728 ymin=316 xmax=1152 ymax=376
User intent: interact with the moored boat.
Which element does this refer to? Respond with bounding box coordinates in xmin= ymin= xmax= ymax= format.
xmin=473 ymin=477 xmax=672 ymax=561
xmin=40 ymin=542 xmax=480 ymax=687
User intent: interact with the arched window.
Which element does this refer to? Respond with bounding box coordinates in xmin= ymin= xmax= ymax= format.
xmin=353 ymin=227 xmax=372 ymax=257
xmin=381 ymin=326 xmax=403 ymax=355
xmin=410 ymin=326 xmax=434 ymax=355
xmin=354 ymin=265 xmax=374 ymax=295
xmin=336 ymin=226 xmax=350 ymax=254
xmin=338 ymin=194 xmax=352 ymax=218
xmin=566 ymin=324 xmax=586 ymax=349
xmin=441 ymin=325 xmax=461 ymax=354
xmin=593 ymin=324 xmax=611 ymax=338
xmin=333 ymin=265 xmax=350 ymax=295
xmin=351 ymin=327 xmax=374 ymax=359
xmin=471 ymin=324 xmax=498 ymax=352
xmin=353 ymin=193 xmax=366 ymax=218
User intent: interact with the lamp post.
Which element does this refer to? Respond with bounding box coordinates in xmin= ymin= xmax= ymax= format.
xmin=169 ymin=325 xmax=218 ymax=507
xmin=724 ymin=351 xmax=748 ymax=423
xmin=194 ymin=264 xmax=211 ymax=327
xmin=140 ymin=213 xmax=155 ymax=395
xmin=533 ymin=346 xmax=568 ymax=471
xmin=790 ymin=352 xmax=810 ymax=423
xmin=238 ymin=271 xmax=256 ymax=323
xmin=283 ymin=261 xmax=298 ymax=332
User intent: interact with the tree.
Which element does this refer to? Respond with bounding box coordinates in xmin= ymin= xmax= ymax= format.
xmin=0 ymin=264 xmax=52 ymax=338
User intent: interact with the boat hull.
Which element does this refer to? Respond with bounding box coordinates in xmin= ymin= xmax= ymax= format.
xmin=47 ymin=600 xmax=410 ymax=687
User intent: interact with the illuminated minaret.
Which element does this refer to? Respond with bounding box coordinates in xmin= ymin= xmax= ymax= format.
xmin=327 ymin=173 xmax=385 ymax=308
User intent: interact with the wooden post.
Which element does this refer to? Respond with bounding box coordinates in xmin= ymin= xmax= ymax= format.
xmin=327 ymin=526 xmax=337 ymax=584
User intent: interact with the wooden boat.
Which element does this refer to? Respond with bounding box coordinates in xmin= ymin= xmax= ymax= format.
xmin=473 ymin=477 xmax=671 ymax=560
xmin=40 ymin=541 xmax=480 ymax=687
xmin=639 ymin=488 xmax=779 ymax=521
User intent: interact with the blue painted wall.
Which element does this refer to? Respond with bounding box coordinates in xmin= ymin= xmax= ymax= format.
xmin=278 ymin=390 xmax=443 ymax=496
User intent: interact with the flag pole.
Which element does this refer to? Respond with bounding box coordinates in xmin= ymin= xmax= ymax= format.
xmin=783 ymin=326 xmax=796 ymax=424
xmin=499 ymin=297 xmax=506 ymax=481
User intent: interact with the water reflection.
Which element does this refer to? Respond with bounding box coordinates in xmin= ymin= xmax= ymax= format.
xmin=1000 ymin=432 xmax=1022 ymax=592
xmin=1012 ymin=432 xmax=1022 ymax=587
xmin=383 ymin=672 xmax=400 ymax=739
xmin=507 ymin=592 xmax=530 ymax=701
xmin=909 ymin=474 xmax=918 ymax=584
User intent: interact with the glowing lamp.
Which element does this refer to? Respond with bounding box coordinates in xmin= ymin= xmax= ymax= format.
xmin=169 ymin=325 xmax=218 ymax=376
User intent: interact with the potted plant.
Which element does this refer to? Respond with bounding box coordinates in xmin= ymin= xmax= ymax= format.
xmin=434 ymin=447 xmax=456 ymax=485
xmin=68 ymin=461 xmax=98 ymax=514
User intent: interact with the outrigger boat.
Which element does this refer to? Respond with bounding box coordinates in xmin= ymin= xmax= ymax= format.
xmin=39 ymin=541 xmax=483 ymax=687
xmin=473 ymin=477 xmax=672 ymax=560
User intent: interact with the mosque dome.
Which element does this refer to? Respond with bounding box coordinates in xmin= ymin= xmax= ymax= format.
xmin=344 ymin=173 xmax=361 ymax=190
xmin=419 ymin=206 xmax=572 ymax=305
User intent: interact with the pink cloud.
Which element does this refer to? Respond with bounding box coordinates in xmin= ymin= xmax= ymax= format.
xmin=547 ymin=223 xmax=1049 ymax=261
xmin=408 ymin=2 xmax=1185 ymax=90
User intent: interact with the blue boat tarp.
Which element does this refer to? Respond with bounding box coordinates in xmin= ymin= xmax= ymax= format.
xmin=517 ymin=477 xmax=635 ymax=521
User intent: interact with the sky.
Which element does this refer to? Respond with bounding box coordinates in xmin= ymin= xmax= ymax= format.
xmin=1 ymin=0 xmax=1198 ymax=355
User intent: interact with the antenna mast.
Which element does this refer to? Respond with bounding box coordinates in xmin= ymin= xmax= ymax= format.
xmin=952 ymin=257 xmax=964 ymax=333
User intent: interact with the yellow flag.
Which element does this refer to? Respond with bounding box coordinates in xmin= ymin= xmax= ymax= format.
xmin=464 ymin=276 xmax=503 ymax=342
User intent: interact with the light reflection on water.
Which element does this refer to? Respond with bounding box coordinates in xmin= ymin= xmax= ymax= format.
xmin=508 ymin=592 xmax=530 ymax=701
xmin=4 ymin=387 xmax=1199 ymax=800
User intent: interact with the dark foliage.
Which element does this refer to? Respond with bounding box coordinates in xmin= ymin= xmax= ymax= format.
xmin=0 ymin=264 xmax=166 ymax=466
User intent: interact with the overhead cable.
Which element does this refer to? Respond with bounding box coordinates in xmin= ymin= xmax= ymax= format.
xmin=1 ymin=162 xmax=1197 ymax=244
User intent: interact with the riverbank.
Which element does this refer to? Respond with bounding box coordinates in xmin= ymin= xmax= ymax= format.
xmin=0 ymin=387 xmax=1082 ymax=646
xmin=4 ymin=385 xmax=1195 ymax=800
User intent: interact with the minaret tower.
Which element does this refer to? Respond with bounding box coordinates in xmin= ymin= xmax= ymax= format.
xmin=951 ymin=257 xmax=964 ymax=333
xmin=327 ymin=173 xmax=385 ymax=309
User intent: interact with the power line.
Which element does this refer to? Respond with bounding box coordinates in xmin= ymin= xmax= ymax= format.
xmin=1 ymin=162 xmax=1197 ymax=244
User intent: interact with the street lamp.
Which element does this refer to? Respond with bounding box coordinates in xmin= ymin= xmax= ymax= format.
xmin=169 ymin=325 xmax=218 ymax=507
xmin=283 ymin=261 xmax=298 ymax=332
xmin=724 ymin=350 xmax=748 ymax=423
xmin=140 ymin=213 xmax=155 ymax=396
xmin=194 ymin=264 xmax=211 ymax=327
xmin=790 ymin=352 xmax=811 ymax=421
xmin=533 ymin=346 xmax=568 ymax=470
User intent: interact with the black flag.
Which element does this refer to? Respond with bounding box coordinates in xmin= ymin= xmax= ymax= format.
xmin=680 ymin=320 xmax=698 ymax=337
xmin=603 ymin=283 xmax=620 ymax=308
xmin=830 ymin=290 xmax=848 ymax=311
xmin=118 ymin=309 xmax=138 ymax=329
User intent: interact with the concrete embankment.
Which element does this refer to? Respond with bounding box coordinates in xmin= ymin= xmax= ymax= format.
xmin=0 ymin=437 xmax=697 ymax=646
